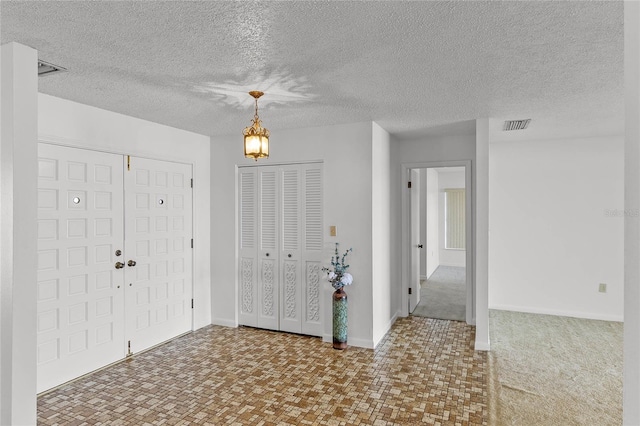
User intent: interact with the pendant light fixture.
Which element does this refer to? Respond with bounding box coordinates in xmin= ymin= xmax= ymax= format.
xmin=243 ymin=91 xmax=269 ymax=160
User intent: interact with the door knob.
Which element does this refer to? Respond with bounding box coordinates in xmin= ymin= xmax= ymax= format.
xmin=288 ymin=254 xmax=292 ymax=258
xmin=127 ymin=260 xmax=137 ymax=267
xmin=417 ymin=244 xmax=423 ymax=248
xmin=115 ymin=262 xmax=125 ymax=269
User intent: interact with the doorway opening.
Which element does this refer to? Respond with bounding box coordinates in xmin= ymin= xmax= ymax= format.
xmin=403 ymin=162 xmax=472 ymax=324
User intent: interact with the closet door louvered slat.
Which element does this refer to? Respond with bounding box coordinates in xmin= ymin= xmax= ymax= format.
xmin=280 ymin=166 xmax=302 ymax=333
xmin=238 ymin=169 xmax=258 ymax=326
xmin=301 ymin=165 xmax=324 ymax=336
xmin=258 ymin=169 xmax=279 ymax=330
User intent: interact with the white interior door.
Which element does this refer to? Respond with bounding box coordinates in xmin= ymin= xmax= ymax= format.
xmin=280 ymin=165 xmax=302 ymax=334
xmin=300 ymin=164 xmax=323 ymax=336
xmin=238 ymin=163 xmax=323 ymax=336
xmin=257 ymin=168 xmax=279 ymax=330
xmin=124 ymin=156 xmax=193 ymax=354
xmin=37 ymin=144 xmax=125 ymax=393
xmin=409 ymin=169 xmax=421 ymax=313
xmin=238 ymin=168 xmax=258 ymax=327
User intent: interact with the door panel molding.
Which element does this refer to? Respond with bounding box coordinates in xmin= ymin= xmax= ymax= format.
xmin=37 ymin=144 xmax=125 ymax=393
xmin=123 ymin=156 xmax=194 ymax=354
xmin=37 ymin=143 xmax=195 ymax=393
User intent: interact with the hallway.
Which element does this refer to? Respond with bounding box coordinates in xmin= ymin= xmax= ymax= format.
xmin=413 ymin=266 xmax=466 ymax=322
xmin=38 ymin=317 xmax=487 ymax=425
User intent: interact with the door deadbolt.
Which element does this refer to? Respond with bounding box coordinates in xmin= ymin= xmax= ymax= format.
xmin=115 ymin=249 xmax=122 ymax=256
xmin=115 ymin=262 xmax=125 ymax=269
xmin=127 ymin=260 xmax=137 ymax=267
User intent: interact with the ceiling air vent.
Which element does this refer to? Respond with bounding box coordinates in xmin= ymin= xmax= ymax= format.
xmin=38 ymin=60 xmax=67 ymax=77
xmin=503 ymin=119 xmax=531 ymax=131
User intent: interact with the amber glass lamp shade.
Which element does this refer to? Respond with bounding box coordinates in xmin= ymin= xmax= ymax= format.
xmin=243 ymin=132 xmax=269 ymax=160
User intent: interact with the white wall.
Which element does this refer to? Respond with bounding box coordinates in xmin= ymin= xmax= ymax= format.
xmin=489 ymin=136 xmax=624 ymax=321
xmin=372 ymin=122 xmax=393 ymax=346
xmin=624 ymin=2 xmax=640 ymax=422
xmin=390 ymin=128 xmax=477 ymax=327
xmin=38 ymin=94 xmax=212 ymax=329
xmin=437 ymin=169 xmax=466 ymax=267
xmin=475 ymin=118 xmax=490 ymax=350
xmin=425 ymin=169 xmax=439 ymax=278
xmin=211 ymin=121 xmax=385 ymax=348
xmin=1 ymin=42 xmax=38 ymax=426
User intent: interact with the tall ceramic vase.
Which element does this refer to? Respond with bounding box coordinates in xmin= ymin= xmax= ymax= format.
xmin=332 ymin=288 xmax=348 ymax=349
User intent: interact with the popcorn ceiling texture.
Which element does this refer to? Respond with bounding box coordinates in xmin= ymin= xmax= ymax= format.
xmin=1 ymin=1 xmax=623 ymax=140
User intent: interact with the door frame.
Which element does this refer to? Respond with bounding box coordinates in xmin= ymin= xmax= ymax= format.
xmin=37 ymin=139 xmax=197 ymax=334
xmin=401 ymin=160 xmax=474 ymax=324
xmin=409 ymin=169 xmax=421 ymax=313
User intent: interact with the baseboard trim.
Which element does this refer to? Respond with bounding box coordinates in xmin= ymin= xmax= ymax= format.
xmin=211 ymin=318 xmax=238 ymax=328
xmin=474 ymin=340 xmax=491 ymax=351
xmin=373 ymin=311 xmax=399 ymax=348
xmin=489 ymin=304 xmax=623 ymax=323
xmin=322 ymin=334 xmax=374 ymax=349
xmin=349 ymin=337 xmax=375 ymax=349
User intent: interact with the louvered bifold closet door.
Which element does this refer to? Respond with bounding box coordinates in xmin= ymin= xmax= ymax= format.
xmin=301 ymin=164 xmax=324 ymax=336
xmin=279 ymin=165 xmax=302 ymax=334
xmin=257 ymin=168 xmax=279 ymax=330
xmin=238 ymin=163 xmax=324 ymax=336
xmin=238 ymin=169 xmax=258 ymax=326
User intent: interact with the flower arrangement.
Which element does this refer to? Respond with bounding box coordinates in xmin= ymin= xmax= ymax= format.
xmin=323 ymin=243 xmax=353 ymax=290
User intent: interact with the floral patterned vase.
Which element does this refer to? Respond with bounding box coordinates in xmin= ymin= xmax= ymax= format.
xmin=332 ymin=288 xmax=348 ymax=349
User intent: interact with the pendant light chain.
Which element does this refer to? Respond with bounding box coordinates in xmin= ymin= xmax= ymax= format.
xmin=254 ymin=98 xmax=260 ymax=124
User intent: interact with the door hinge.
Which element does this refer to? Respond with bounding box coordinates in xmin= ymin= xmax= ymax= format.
xmin=408 ymin=181 xmax=412 ymax=189
xmin=191 ymin=178 xmax=193 ymax=188
xmin=408 ymin=287 xmax=412 ymax=295
xmin=127 ymin=155 xmax=131 ymax=171
xmin=191 ymin=238 xmax=194 ymax=248
xmin=191 ymin=299 xmax=194 ymax=309
xmin=126 ymin=340 xmax=133 ymax=357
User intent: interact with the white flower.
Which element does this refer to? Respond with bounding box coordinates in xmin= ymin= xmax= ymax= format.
xmin=328 ymin=272 xmax=336 ymax=280
xmin=340 ymin=273 xmax=353 ymax=286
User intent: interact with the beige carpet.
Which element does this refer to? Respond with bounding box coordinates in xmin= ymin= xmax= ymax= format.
xmin=489 ymin=310 xmax=622 ymax=425
xmin=412 ymin=266 xmax=466 ymax=321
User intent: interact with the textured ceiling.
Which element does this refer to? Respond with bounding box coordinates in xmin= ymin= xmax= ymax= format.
xmin=0 ymin=1 xmax=623 ymax=141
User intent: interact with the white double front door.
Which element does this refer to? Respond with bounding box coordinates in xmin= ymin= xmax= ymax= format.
xmin=36 ymin=144 xmax=193 ymax=393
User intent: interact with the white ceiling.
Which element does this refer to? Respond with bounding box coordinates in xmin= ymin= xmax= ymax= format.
xmin=0 ymin=1 xmax=623 ymax=141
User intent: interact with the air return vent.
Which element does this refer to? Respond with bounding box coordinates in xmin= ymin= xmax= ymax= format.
xmin=503 ymin=119 xmax=531 ymax=131
xmin=38 ymin=60 xmax=67 ymax=77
